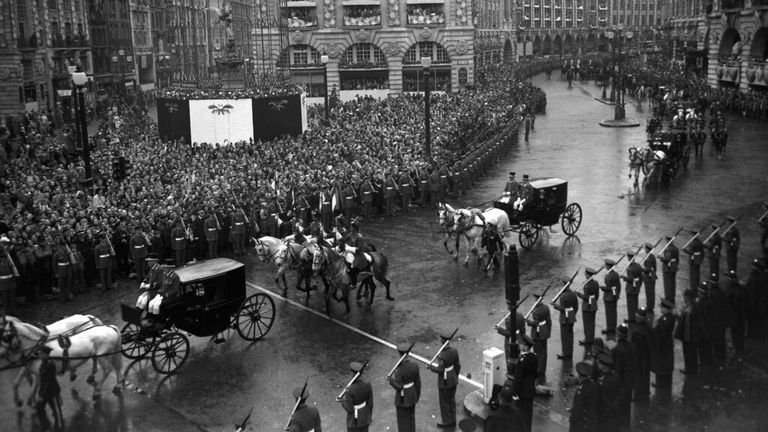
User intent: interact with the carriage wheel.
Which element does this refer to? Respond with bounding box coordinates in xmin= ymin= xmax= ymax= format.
xmin=561 ymin=203 xmax=583 ymax=236
xmin=151 ymin=332 xmax=189 ymax=375
xmin=682 ymin=146 xmax=691 ymax=169
xmin=518 ymin=223 xmax=539 ymax=249
xmin=236 ymin=293 xmax=276 ymax=341
xmin=121 ymin=322 xmax=155 ymax=360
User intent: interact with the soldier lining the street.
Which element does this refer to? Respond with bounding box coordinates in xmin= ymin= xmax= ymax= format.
xmin=659 ymin=235 xmax=679 ymax=302
xmin=621 ymin=249 xmax=643 ymax=323
xmin=525 ymin=293 xmax=551 ymax=383
xmin=387 ymin=342 xmax=420 ymax=432
xmin=641 ymin=242 xmax=657 ymax=312
xmin=568 ymin=362 xmax=599 ymax=432
xmin=578 ymin=266 xmax=600 ymax=349
xmin=552 ymin=276 xmax=578 ymax=360
xmin=286 ymin=386 xmax=322 ymax=432
xmin=340 ymin=361 xmax=373 ymax=432
xmin=600 ymin=258 xmax=620 ymax=336
xmin=683 ymin=230 xmax=704 ymax=290
xmin=428 ymin=331 xmax=461 ymax=428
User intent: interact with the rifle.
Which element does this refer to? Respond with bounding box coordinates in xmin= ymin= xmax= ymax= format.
xmin=428 ymin=327 xmax=459 ymax=367
xmin=550 ymin=267 xmax=581 ymax=304
xmin=285 ymin=377 xmax=308 ymax=431
xmin=523 ymin=283 xmax=555 ymax=319
xmin=58 ymin=224 xmax=77 ymax=264
xmin=681 ymin=229 xmax=703 ymax=250
xmin=336 ymin=359 xmax=369 ymax=401
xmin=718 ymin=216 xmax=741 ymax=239
xmin=639 ymin=237 xmax=664 ymax=266
xmin=757 ymin=209 xmax=768 ymax=224
xmin=494 ymin=294 xmax=530 ymax=329
xmin=105 ymin=232 xmax=116 ymax=256
xmin=657 ymin=227 xmax=684 ymax=257
xmin=142 ymin=231 xmax=152 ymax=246
xmin=701 ymin=219 xmax=730 ymax=245
xmin=386 ymin=341 xmax=415 ymax=379
xmin=4 ymin=248 xmax=20 ymax=278
xmin=181 ymin=219 xmax=193 ymax=241
xmin=231 ymin=192 xmax=250 ymax=224
xmin=214 ymin=211 xmax=222 ymax=230
xmin=619 ymin=245 xmax=644 ymax=277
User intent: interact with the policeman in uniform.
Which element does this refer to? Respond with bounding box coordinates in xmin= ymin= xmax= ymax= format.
xmin=696 ymin=282 xmax=715 ymax=366
xmin=35 ymin=345 xmax=63 ymax=432
xmin=683 ymin=230 xmax=704 ymax=290
xmin=653 ymin=299 xmax=677 ymax=393
xmin=287 ymin=386 xmax=322 ymax=432
xmin=398 ymin=171 xmax=414 ymax=213
xmin=674 ymin=288 xmax=707 ymax=374
xmin=53 ymin=239 xmax=73 ymax=302
xmin=723 ymin=225 xmax=740 ymax=273
xmin=428 ymin=168 xmax=441 ymax=209
xmin=706 ymin=273 xmax=728 ymax=359
xmin=388 ymin=342 xmax=421 ymax=432
xmin=171 ymin=220 xmax=187 ymax=267
xmin=94 ymin=232 xmax=113 ymax=291
xmin=230 ymin=208 xmax=247 ymax=255
xmin=578 ymin=267 xmax=600 ymax=348
xmin=596 ymin=353 xmax=622 ymax=432
xmin=484 ymin=385 xmax=527 ymax=432
xmin=659 ymin=235 xmax=680 ymax=302
xmin=723 ymin=270 xmax=747 ymax=354
xmin=629 ymin=308 xmax=658 ymax=402
xmin=428 ymin=331 xmax=460 ymax=428
xmin=600 ymin=258 xmax=621 ymax=335
xmin=204 ymin=209 xmax=220 ymax=258
xmin=622 ymin=249 xmax=643 ymax=323
xmin=525 ymin=294 xmax=551 ymax=382
xmin=611 ymin=324 xmax=635 ymax=430
xmin=569 ymin=362 xmax=600 ymax=432
xmin=129 ymin=226 xmax=149 ymax=281
xmin=512 ymin=335 xmax=538 ymax=432
xmin=641 ymin=242 xmax=657 ymax=312
xmin=417 ymin=165 xmax=429 ymax=208
xmin=359 ymin=177 xmax=374 ymax=222
xmin=340 ymin=361 xmax=373 ymax=432
xmin=552 ymin=277 xmax=578 ymax=360
xmin=704 ymin=224 xmax=722 ymax=278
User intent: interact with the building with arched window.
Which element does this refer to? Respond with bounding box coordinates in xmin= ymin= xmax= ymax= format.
xmin=252 ymin=0 xmax=476 ymax=96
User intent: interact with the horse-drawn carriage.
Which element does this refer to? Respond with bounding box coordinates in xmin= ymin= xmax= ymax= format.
xmin=647 ymin=129 xmax=691 ymax=179
xmin=120 ymin=258 xmax=275 ymax=374
xmin=493 ymin=177 xmax=582 ymax=248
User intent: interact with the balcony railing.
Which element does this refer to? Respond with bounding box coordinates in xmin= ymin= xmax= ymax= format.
xmin=51 ymin=35 xmax=91 ymax=48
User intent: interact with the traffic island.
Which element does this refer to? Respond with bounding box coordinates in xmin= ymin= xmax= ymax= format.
xmin=599 ymin=117 xmax=641 ymax=127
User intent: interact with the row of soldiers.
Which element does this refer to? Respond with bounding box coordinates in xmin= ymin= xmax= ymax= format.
xmin=286 ymin=331 xmax=462 ymax=432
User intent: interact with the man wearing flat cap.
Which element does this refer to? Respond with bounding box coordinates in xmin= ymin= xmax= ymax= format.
xmin=341 ymin=361 xmax=373 ymax=432
xmin=525 ymin=294 xmax=551 ymax=382
xmin=428 ymin=331 xmax=461 ymax=428
xmin=388 ymin=342 xmax=421 ymax=432
xmin=287 ymin=386 xmax=322 ymax=432
xmin=653 ymin=299 xmax=677 ymax=393
xmin=578 ymin=267 xmax=600 ymax=348
xmin=600 ymin=258 xmax=621 ymax=335
xmin=723 ymin=270 xmax=746 ymax=354
xmin=512 ymin=335 xmax=538 ymax=432
xmin=641 ymin=242 xmax=658 ymax=312
xmin=659 ymin=235 xmax=679 ymax=302
xmin=569 ymin=362 xmax=600 ymax=432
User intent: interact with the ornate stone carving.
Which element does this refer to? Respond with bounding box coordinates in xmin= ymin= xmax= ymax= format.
xmin=418 ymin=27 xmax=432 ymax=40
xmin=388 ymin=0 xmax=401 ymax=27
xmin=380 ymin=42 xmax=400 ymax=57
xmin=455 ymin=39 xmax=469 ymax=55
xmin=325 ymin=44 xmax=341 ymax=58
xmin=357 ymin=29 xmax=370 ymax=41
xmin=324 ymin=0 xmax=336 ymax=27
xmin=291 ymin=30 xmax=305 ymax=44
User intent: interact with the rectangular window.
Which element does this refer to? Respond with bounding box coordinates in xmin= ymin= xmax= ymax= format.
xmin=47 ymin=0 xmax=57 ymax=9
xmin=22 ymin=59 xmax=34 ymax=81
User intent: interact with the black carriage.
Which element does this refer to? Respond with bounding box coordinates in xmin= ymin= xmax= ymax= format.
xmin=493 ymin=177 xmax=582 ymax=249
xmin=120 ymin=258 xmax=275 ymax=374
xmin=647 ymin=129 xmax=691 ymax=179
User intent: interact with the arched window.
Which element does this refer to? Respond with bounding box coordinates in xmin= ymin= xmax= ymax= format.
xmin=339 ymin=43 xmax=389 ymax=90
xmin=278 ymin=45 xmax=325 ymax=96
xmin=403 ymin=41 xmax=450 ymax=64
xmin=342 ymin=43 xmax=387 ymax=66
xmin=277 ymin=44 xmax=321 ymax=67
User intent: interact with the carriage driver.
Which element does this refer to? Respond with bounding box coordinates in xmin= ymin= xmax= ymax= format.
xmin=136 ymin=255 xmax=166 ymax=330
xmin=513 ymin=175 xmax=534 ymax=212
xmin=501 ymin=172 xmax=520 ymax=204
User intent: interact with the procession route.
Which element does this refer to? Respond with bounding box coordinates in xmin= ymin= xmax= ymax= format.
xmin=245 ymin=281 xmax=570 ymax=428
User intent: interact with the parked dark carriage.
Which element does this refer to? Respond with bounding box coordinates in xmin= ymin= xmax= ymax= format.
xmin=493 ymin=177 xmax=582 ymax=248
xmin=120 ymin=258 xmax=275 ymax=374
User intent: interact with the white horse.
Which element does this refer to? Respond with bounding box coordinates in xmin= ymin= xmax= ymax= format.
xmin=0 ymin=317 xmax=123 ymax=402
xmin=437 ymin=203 xmax=463 ymax=260
xmin=453 ymin=207 xmax=512 ymax=265
xmin=253 ymin=236 xmax=292 ymax=293
xmin=1 ymin=314 xmax=103 ymax=408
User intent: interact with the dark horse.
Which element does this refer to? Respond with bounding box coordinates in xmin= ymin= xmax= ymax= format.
xmin=312 ymin=245 xmax=352 ymax=315
xmin=340 ymin=245 xmax=394 ymax=304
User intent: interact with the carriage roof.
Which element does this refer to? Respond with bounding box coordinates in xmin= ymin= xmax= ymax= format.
xmin=530 ymin=177 xmax=567 ymax=190
xmin=172 ymin=258 xmax=245 ymax=284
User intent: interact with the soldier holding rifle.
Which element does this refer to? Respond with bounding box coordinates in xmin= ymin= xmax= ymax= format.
xmin=204 ymin=207 xmax=221 ymax=258
xmin=641 ymin=240 xmax=662 ymax=312
xmin=130 ymin=225 xmax=150 ymax=280
xmin=94 ymin=230 xmax=114 ymax=291
xmin=339 ymin=361 xmax=373 ymax=432
xmin=682 ymin=229 xmax=705 ymax=290
xmin=600 ymin=257 xmax=623 ymax=336
xmin=387 ymin=342 xmax=420 ymax=432
xmin=578 ymin=266 xmax=601 ymax=348
xmin=53 ymin=238 xmax=74 ymax=303
xmin=285 ymin=382 xmax=322 ymax=432
xmin=427 ymin=328 xmax=461 ymax=428
xmin=171 ymin=219 xmax=187 ymax=267
xmin=620 ymin=248 xmax=644 ymax=323
xmin=704 ymin=223 xmax=723 ymax=279
xmin=551 ymin=269 xmax=580 ymax=360
xmin=0 ymin=236 xmax=19 ymax=312
xmin=659 ymin=233 xmax=681 ymax=302
xmin=525 ymin=289 xmax=552 ymax=382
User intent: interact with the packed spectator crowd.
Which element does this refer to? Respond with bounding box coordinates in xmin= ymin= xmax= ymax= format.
xmin=406 ymin=6 xmax=445 ymax=25
xmin=0 ymin=61 xmax=547 ymax=312
xmin=286 ymin=8 xmax=318 ymax=28
xmin=343 ymin=6 xmax=381 ymax=26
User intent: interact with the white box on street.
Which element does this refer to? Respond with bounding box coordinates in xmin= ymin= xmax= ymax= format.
xmin=482 ymin=347 xmax=505 ymax=403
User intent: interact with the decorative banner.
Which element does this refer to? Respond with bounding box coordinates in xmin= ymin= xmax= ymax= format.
xmin=252 ymin=94 xmax=303 ymax=141
xmin=157 ymin=98 xmax=191 ymax=144
xmin=189 ymin=99 xmax=254 ymax=144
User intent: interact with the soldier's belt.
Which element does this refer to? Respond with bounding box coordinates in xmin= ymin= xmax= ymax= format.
xmin=207 ymin=228 xmax=216 ymax=231
xmin=565 ymin=307 xmax=574 ymax=314
xmin=538 ymin=321 xmax=546 ymax=326
xmin=99 ymin=254 xmax=110 ymax=258
xmin=386 ymin=187 xmax=393 ymax=190
xmin=363 ymin=192 xmax=371 ymax=194
xmin=354 ymin=401 xmax=367 ymax=418
xmin=444 ymin=365 xmax=454 ymax=380
xmin=0 ymin=275 xmax=12 ymax=279
xmin=323 ymin=202 xmax=330 ymax=205
xmin=589 ymin=295 xmax=596 ymax=304
xmin=174 ymin=237 xmax=184 ymax=241
xmin=401 ymin=381 xmax=414 ymax=396
xmin=440 ymin=176 xmax=447 ymax=178
xmin=234 ymin=222 xmax=244 ymax=225
xmin=134 ymin=245 xmax=145 ymax=249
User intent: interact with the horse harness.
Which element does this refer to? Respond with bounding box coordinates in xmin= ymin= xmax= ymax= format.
xmin=460 ymin=209 xmax=487 ymax=231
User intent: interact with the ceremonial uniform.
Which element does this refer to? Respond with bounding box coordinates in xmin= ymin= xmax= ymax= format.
xmin=417 ymin=168 xmax=428 ymax=208
xmin=428 ymin=170 xmax=441 ymax=209
xmin=383 ymin=174 xmax=397 ymax=217
xmin=320 ymin=188 xmax=333 ymax=229
xmin=129 ymin=231 xmax=149 ymax=280
xmin=429 ymin=337 xmax=460 ymax=427
xmin=288 ymin=401 xmax=322 ymax=432
xmin=171 ymin=224 xmax=187 ymax=267
xmin=53 ymin=246 xmax=73 ymax=302
xmin=653 ymin=300 xmax=677 ymax=391
xmin=601 ymin=260 xmax=621 ymax=334
xmin=36 ymin=349 xmax=63 ymax=431
xmin=342 ymin=184 xmax=357 ymax=222
xmin=526 ymin=300 xmax=551 ymax=380
xmin=512 ymin=337 xmax=538 ymax=432
xmin=642 ymin=244 xmax=658 ymax=311
xmin=623 ymin=252 xmax=643 ymax=323
xmin=683 ymin=234 xmax=704 ymax=290
xmin=705 ymin=230 xmax=722 ymax=279
xmin=204 ymin=214 xmax=219 ymax=258
xmin=437 ymin=166 xmax=450 ymax=204
xmin=723 ymin=271 xmax=747 ymax=353
xmin=723 ymin=226 xmax=740 ymax=273
xmin=94 ymin=239 xmax=113 ymax=291
xmin=230 ymin=211 xmax=247 ymax=254
xmin=359 ymin=180 xmax=374 ymax=221
xmin=707 ymin=278 xmax=728 ymax=358
xmin=578 ymin=268 xmax=600 ymax=347
xmin=341 ymin=363 xmax=373 ymax=432
xmin=553 ymin=286 xmax=578 ymax=359
xmin=596 ymin=357 xmax=622 ymax=432
xmin=660 ymin=239 xmax=679 ymax=302
xmin=569 ymin=363 xmax=600 ymax=432
xmin=398 ymin=173 xmax=413 ymax=213
xmin=628 ymin=309 xmax=658 ymax=402
xmin=388 ymin=345 xmax=421 ymax=432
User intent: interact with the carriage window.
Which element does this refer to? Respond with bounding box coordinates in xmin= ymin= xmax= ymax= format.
xmin=195 ymin=284 xmax=205 ymax=297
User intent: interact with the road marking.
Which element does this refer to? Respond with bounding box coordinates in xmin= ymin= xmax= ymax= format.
xmin=245 ymin=281 xmax=484 ymax=389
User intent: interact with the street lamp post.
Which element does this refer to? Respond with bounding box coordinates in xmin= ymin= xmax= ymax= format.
xmin=321 ymin=54 xmax=329 ymax=121
xmin=421 ymin=56 xmax=432 ymax=159
xmin=605 ymin=28 xmax=632 ymax=121
xmin=112 ymin=49 xmax=134 ymax=96
xmin=70 ymin=71 xmax=91 ymax=183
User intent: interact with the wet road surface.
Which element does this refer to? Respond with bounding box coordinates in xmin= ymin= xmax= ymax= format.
xmin=3 ymin=75 xmax=768 ymax=432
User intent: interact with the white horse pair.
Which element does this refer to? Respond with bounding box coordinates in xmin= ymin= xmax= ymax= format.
xmin=437 ymin=203 xmax=513 ymax=264
xmin=0 ymin=314 xmax=123 ymax=408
